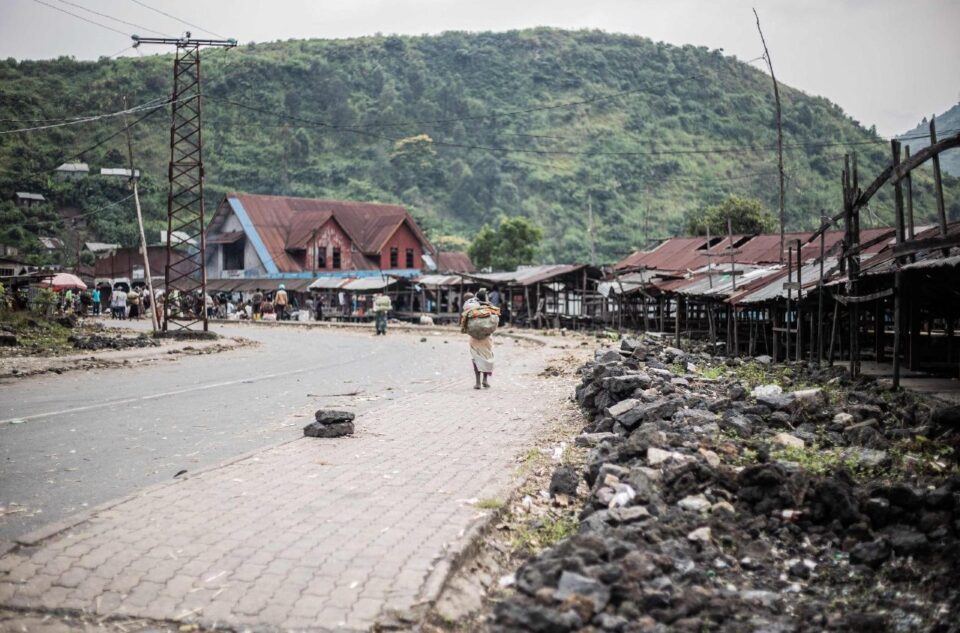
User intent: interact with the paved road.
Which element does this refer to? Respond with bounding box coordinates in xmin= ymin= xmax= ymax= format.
xmin=0 ymin=325 xmax=582 ymax=632
xmin=0 ymin=322 xmax=472 ymax=541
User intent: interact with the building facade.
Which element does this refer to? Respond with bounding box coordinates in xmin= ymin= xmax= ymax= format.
xmin=204 ymin=193 xmax=434 ymax=285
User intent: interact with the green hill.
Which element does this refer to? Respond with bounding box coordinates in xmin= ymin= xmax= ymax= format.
xmin=898 ymin=103 xmax=960 ymax=177
xmin=2 ymin=28 xmax=958 ymax=265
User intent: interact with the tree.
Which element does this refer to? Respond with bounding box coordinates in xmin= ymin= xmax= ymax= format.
xmin=468 ymin=216 xmax=543 ymax=271
xmin=685 ymin=196 xmax=775 ymax=236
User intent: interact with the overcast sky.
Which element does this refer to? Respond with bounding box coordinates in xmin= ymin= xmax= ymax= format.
xmin=2 ymin=0 xmax=958 ymax=136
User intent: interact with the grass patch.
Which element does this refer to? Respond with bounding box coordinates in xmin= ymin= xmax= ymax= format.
xmin=771 ymin=445 xmax=850 ymax=476
xmin=699 ymin=365 xmax=726 ymax=380
xmin=511 ymin=513 xmax=578 ymax=553
xmin=475 ymin=498 xmax=503 ymax=510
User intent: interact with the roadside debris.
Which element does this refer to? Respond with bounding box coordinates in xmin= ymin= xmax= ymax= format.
xmin=490 ymin=336 xmax=960 ymax=631
xmin=303 ymin=409 xmax=356 ymax=438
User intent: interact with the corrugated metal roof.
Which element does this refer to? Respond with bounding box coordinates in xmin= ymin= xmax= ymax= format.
xmin=341 ymin=277 xmax=395 ymax=291
xmin=222 ymin=194 xmax=433 ymax=274
xmin=473 ymin=264 xmax=593 ymax=287
xmin=615 ymin=227 xmax=898 ymax=274
xmin=15 ymin=192 xmax=45 ymax=201
xmin=732 ymin=259 xmax=838 ymax=304
xmin=437 ymin=251 xmax=476 ymax=273
xmin=416 ymin=274 xmax=466 ymax=287
xmin=55 ymin=163 xmax=89 ymax=172
xmin=675 ymin=265 xmax=779 ymax=298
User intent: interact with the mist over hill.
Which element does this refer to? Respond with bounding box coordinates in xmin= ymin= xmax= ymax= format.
xmin=2 ymin=28 xmax=958 ymax=264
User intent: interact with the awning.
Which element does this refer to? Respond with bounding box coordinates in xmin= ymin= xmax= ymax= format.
xmin=309 ymin=277 xmax=350 ymax=290
xmin=207 ymin=231 xmax=244 ymax=244
xmin=341 ymin=277 xmax=395 ymax=291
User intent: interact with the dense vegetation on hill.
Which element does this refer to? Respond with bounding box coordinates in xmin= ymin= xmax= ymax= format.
xmin=2 ymin=28 xmax=958 ymax=265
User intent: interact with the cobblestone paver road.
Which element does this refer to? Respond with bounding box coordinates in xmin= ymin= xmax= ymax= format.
xmin=0 ymin=334 xmax=583 ymax=631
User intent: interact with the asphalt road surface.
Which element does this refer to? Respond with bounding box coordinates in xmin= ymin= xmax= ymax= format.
xmin=0 ymin=321 xmax=473 ymax=541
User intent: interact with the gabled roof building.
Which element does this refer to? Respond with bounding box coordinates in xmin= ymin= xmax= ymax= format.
xmin=205 ymin=193 xmax=435 ymax=287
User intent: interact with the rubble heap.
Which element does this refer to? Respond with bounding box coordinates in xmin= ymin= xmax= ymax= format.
xmin=303 ymin=409 xmax=355 ymax=438
xmin=493 ymin=337 xmax=960 ymax=632
xmin=68 ymin=333 xmax=160 ymax=351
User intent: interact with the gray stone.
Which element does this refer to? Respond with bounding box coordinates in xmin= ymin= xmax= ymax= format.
xmin=615 ymin=399 xmax=679 ymax=429
xmin=673 ymin=408 xmax=718 ymax=426
xmin=842 ymin=448 xmax=891 ymax=470
xmin=608 ymin=505 xmax=651 ymax=525
xmin=303 ymin=421 xmax=354 ymax=438
xmin=554 ymin=571 xmax=611 ymax=612
xmin=678 ymin=494 xmax=711 ymax=512
xmin=886 ymin=527 xmax=929 ymax=556
xmin=755 ymin=355 xmax=773 ymax=365
xmin=605 ymin=398 xmax=639 ymax=419
xmin=849 ymin=539 xmax=890 ymax=568
xmin=751 ymin=383 xmax=782 ymax=398
xmin=314 ymin=409 xmax=356 ymax=424
xmin=719 ymin=412 xmax=753 ymax=437
xmin=575 ymin=432 xmax=618 ymax=448
xmin=756 ymin=393 xmax=794 ymax=411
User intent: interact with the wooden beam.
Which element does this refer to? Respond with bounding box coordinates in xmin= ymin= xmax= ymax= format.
xmin=892 ymin=233 xmax=960 ymax=257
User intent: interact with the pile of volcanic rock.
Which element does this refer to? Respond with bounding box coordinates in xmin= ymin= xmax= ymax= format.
xmin=68 ymin=333 xmax=160 ymax=351
xmin=491 ymin=337 xmax=960 ymax=632
xmin=304 ymin=409 xmax=355 ymax=438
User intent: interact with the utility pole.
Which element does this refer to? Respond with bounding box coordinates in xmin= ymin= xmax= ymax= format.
xmin=122 ymin=96 xmax=159 ymax=331
xmin=753 ymin=8 xmax=786 ymax=264
xmin=586 ymin=193 xmax=597 ymax=266
xmin=132 ymin=33 xmax=236 ymax=332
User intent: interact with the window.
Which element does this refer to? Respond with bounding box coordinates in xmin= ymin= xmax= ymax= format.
xmin=406 ymin=248 xmax=415 ymax=268
xmin=390 ymin=247 xmax=399 ymax=268
xmin=332 ymin=246 xmax=341 ymax=269
xmin=223 ymin=238 xmax=245 ymax=270
xmin=317 ymin=245 xmax=326 ymax=269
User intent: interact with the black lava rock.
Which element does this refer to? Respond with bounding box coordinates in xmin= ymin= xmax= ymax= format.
xmin=550 ymin=464 xmax=581 ymax=497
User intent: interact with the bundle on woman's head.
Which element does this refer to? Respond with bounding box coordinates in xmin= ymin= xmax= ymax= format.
xmin=476 ymin=288 xmax=488 ymax=301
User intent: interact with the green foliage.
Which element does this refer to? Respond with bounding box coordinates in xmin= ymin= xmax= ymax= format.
xmin=469 ymin=215 xmax=543 ymax=271
xmin=31 ymin=288 xmax=57 ymax=316
xmin=2 ymin=29 xmax=959 ymax=264
xmin=686 ymin=195 xmax=776 ymax=236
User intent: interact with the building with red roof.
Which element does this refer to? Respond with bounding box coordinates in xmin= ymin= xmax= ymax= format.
xmin=205 ymin=193 xmax=435 ymax=285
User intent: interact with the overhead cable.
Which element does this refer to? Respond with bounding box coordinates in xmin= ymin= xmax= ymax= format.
xmin=0 ymin=97 xmax=171 ymax=135
xmin=31 ymin=0 xmax=129 ymax=36
xmin=128 ymin=0 xmax=226 ymax=39
xmin=54 ymin=0 xmax=169 ymax=37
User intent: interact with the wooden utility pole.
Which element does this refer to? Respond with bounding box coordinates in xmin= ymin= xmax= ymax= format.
xmin=753 ymin=8 xmax=786 ymax=264
xmin=586 ymin=193 xmax=597 ymax=266
xmin=123 ymin=96 xmax=159 ymax=331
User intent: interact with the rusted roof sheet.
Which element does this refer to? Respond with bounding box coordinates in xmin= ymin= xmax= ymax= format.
xmin=616 ymin=227 xmax=899 ymax=274
xmin=94 ymin=246 xmax=191 ymax=279
xmin=437 ymin=251 xmax=476 ymax=273
xmin=731 ymin=259 xmax=838 ymax=305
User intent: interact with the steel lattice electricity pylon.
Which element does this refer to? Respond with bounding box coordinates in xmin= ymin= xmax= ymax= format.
xmin=132 ymin=34 xmax=236 ymax=332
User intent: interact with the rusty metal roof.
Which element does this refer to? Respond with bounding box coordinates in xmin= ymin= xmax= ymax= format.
xmin=223 ymin=194 xmax=433 ymax=273
xmin=616 ymin=227 xmax=898 ymax=273
xmin=436 ymin=251 xmax=476 ymax=273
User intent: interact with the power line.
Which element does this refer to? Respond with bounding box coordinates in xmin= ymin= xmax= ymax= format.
xmin=0 ymin=106 xmax=167 ymax=178
xmin=128 ymin=0 xmax=226 ymax=39
xmin=54 ymin=0 xmax=169 ymax=37
xmin=0 ymin=97 xmax=171 ymax=135
xmin=31 ymin=0 xmax=128 ymax=36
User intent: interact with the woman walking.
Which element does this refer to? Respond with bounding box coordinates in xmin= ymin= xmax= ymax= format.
xmin=460 ymin=289 xmax=500 ymax=390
